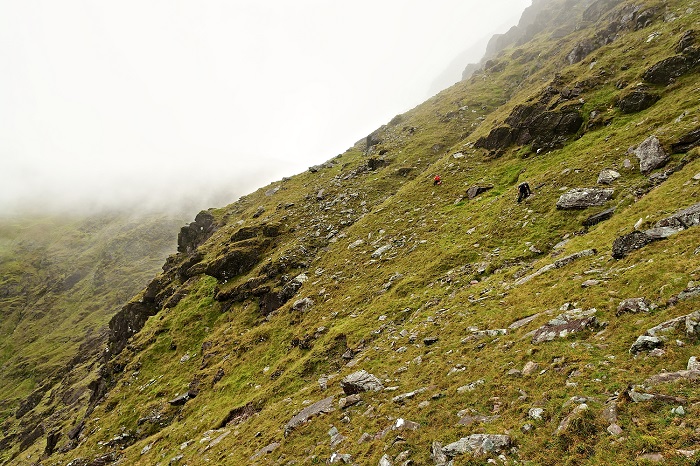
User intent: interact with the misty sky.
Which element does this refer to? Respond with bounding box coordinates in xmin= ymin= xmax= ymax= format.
xmin=0 ymin=1 xmax=530 ymax=217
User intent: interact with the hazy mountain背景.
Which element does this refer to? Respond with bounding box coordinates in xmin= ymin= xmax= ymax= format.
xmin=2 ymin=0 xmax=700 ymax=464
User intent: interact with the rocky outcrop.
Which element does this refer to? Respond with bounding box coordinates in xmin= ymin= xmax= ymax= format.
xmin=613 ymin=202 xmax=700 ymax=258
xmin=475 ymin=98 xmax=584 ymax=153
xmin=177 ymin=211 xmax=217 ymax=254
xmin=556 ymin=188 xmax=613 ymax=209
xmin=617 ymin=87 xmax=659 ymax=113
xmin=643 ymin=55 xmax=697 ymax=85
xmin=203 ymin=241 xmax=267 ymax=281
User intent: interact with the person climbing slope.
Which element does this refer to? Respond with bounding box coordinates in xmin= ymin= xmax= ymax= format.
xmin=433 ymin=175 xmax=442 ymax=186
xmin=517 ymin=182 xmax=532 ymax=203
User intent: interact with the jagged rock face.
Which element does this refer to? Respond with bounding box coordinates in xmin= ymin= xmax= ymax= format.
xmin=556 ymin=188 xmax=613 ymax=209
xmin=475 ymin=95 xmax=584 ymax=153
xmin=177 ymin=211 xmax=217 ymax=254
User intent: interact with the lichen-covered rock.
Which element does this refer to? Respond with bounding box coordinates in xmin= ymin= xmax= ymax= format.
xmin=634 ymin=136 xmax=669 ymax=174
xmin=531 ymin=308 xmax=603 ymax=344
xmin=442 ymin=434 xmax=511 ymax=457
xmin=340 ymin=370 xmax=384 ymax=395
xmin=630 ymin=335 xmax=663 ymax=354
xmin=655 ymin=202 xmax=700 ymax=230
xmin=556 ymin=188 xmax=613 ymax=209
xmin=597 ymin=169 xmax=621 ymax=184
xmin=612 ymin=230 xmax=654 ymax=259
xmin=617 ymin=298 xmax=651 ymax=316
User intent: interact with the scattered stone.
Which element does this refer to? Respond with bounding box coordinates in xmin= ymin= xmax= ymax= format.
xmin=442 ymin=434 xmax=511 ymax=458
xmin=371 ymin=245 xmax=392 ymax=258
xmin=597 ymin=169 xmax=621 ymax=184
xmin=515 ymin=249 xmax=597 ymax=286
xmin=423 ymin=336 xmax=439 ymax=346
xmin=392 ymin=418 xmax=420 ymax=431
xmin=617 ymin=298 xmax=651 ymax=316
xmin=457 ymin=413 xmax=499 ymax=426
xmin=529 ymin=407 xmax=545 ymax=420
xmin=393 ymin=387 xmax=427 ymax=403
xmin=338 ymin=394 xmax=362 ymax=409
xmin=507 ymin=369 xmax=522 ymax=378
xmin=521 ymin=423 xmax=534 ymax=433
xmin=671 ymin=128 xmax=700 ymax=153
xmin=328 ymin=452 xmax=353 ymax=464
xmin=608 ymin=424 xmax=623 ymax=436
xmin=340 ymin=370 xmax=384 ymax=395
xmin=379 ymin=454 xmax=393 ymax=466
xmin=509 ymin=314 xmax=540 ymax=329
xmin=630 ymin=335 xmax=663 ymax=354
xmin=671 ymin=405 xmax=686 ymax=416
xmin=555 ymin=403 xmax=589 ymax=435
xmin=643 ymin=54 xmax=695 ymax=85
xmin=637 ymin=452 xmax=664 ymax=462
xmin=292 ymin=297 xmax=314 ymax=312
xmin=522 ymin=361 xmax=539 ymax=376
xmin=688 ymin=356 xmax=700 ymax=371
xmin=358 ymin=432 xmax=373 ymax=444
xmin=457 ymin=380 xmax=485 ymax=393
xmin=531 ymin=308 xmax=603 ymax=344
xmin=583 ymin=208 xmax=615 ymax=227
xmin=626 ymin=387 xmax=686 ymax=404
xmin=284 ymin=396 xmax=335 ymax=435
xmin=431 ymin=441 xmax=449 ymax=465
xmin=250 ymin=442 xmax=280 ymax=461
xmin=348 ymin=239 xmax=365 ymax=249
xmin=581 ymin=279 xmax=600 ymax=288
xmin=634 ymin=136 xmax=669 ymax=174
xmin=556 ymin=188 xmax=614 ymax=209
xmin=169 ymin=390 xmax=197 ymax=406
xmin=645 ymin=369 xmax=700 ymax=385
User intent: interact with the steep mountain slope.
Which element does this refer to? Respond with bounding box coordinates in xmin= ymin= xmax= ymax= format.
xmin=5 ymin=0 xmax=700 ymax=464
xmin=0 ymin=213 xmax=185 ymax=463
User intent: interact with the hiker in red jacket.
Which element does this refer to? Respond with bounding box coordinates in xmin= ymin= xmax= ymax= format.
xmin=433 ymin=175 xmax=442 ymax=186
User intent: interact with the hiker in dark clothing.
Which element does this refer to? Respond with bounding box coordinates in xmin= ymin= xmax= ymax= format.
xmin=517 ymin=182 xmax=532 ymax=203
xmin=433 ymin=175 xmax=442 ymax=186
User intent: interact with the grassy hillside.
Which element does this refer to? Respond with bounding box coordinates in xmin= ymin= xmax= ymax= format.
xmin=4 ymin=0 xmax=700 ymax=464
xmin=0 ymin=213 xmax=185 ymax=459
